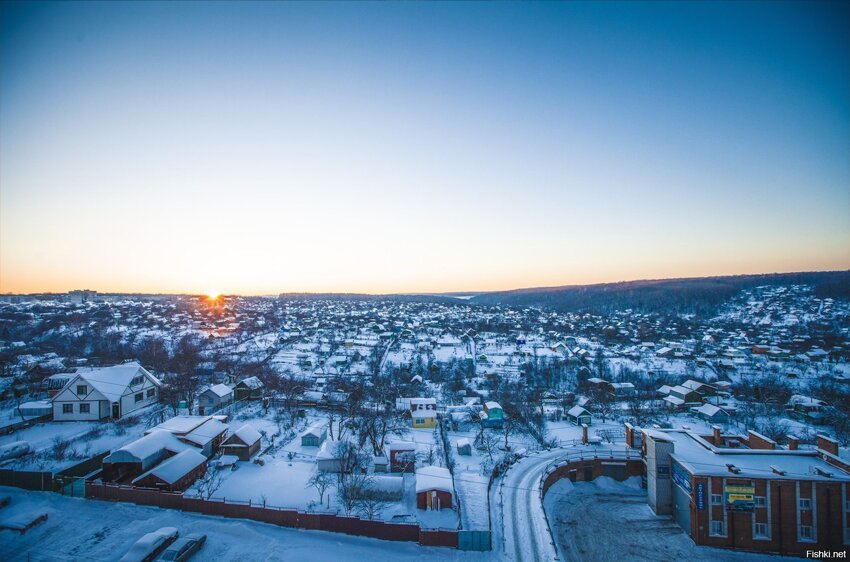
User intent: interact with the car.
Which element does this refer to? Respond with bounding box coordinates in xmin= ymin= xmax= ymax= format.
xmin=119 ymin=527 xmax=179 ymax=562
xmin=158 ymin=534 xmax=207 ymax=561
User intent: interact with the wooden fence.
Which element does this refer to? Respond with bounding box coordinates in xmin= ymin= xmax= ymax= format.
xmin=86 ymin=481 xmax=458 ymax=547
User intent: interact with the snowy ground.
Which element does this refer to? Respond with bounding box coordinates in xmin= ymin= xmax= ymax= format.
xmin=544 ymin=477 xmax=794 ymax=562
xmin=0 ymin=487 xmax=493 ymax=562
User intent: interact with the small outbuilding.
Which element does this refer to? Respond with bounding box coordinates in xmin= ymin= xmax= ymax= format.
xmin=234 ymin=376 xmax=264 ymax=401
xmin=301 ymin=423 xmax=327 ymax=447
xmin=566 ymin=405 xmax=592 ymax=426
xmin=415 ymin=466 xmax=453 ymax=510
xmin=197 ymin=384 xmax=233 ymax=415
xmin=456 ymin=438 xmax=472 ymax=456
xmin=219 ymin=424 xmax=262 ymax=461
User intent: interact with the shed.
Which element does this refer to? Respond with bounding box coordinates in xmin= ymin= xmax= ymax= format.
xmin=301 ymin=423 xmax=327 ymax=447
xmin=387 ymin=441 xmax=416 ymax=473
xmin=197 ymin=384 xmax=233 ymax=415
xmin=566 ymin=405 xmax=592 ymax=426
xmin=456 ymin=438 xmax=472 ymax=456
xmin=220 ymin=424 xmax=262 ymax=461
xmin=415 ymin=466 xmax=453 ymax=510
xmin=234 ymin=376 xmax=264 ymax=401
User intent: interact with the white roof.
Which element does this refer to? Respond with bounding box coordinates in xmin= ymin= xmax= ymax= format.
xmin=107 ymin=430 xmax=191 ymax=468
xmin=457 ymin=438 xmax=471 ymax=447
xmin=183 ymin=418 xmax=228 ymax=447
xmin=663 ymin=395 xmax=685 ymax=406
xmin=206 ymin=384 xmax=232 ymax=398
xmin=415 ymin=466 xmax=452 ymax=494
xmin=567 ymin=405 xmax=590 ymax=417
xmin=229 ymin=424 xmax=262 ymax=446
xmin=132 ymin=449 xmax=207 ymax=485
xmin=302 ymin=423 xmax=326 ymax=438
xmin=65 ymin=362 xmax=156 ymax=403
xmin=484 ymin=401 xmax=501 ymax=410
xmin=694 ymin=403 xmax=725 ymax=417
xmin=149 ymin=415 xmax=213 ymax=435
xmin=236 ymin=376 xmax=263 ymax=390
xmin=386 ymin=441 xmax=416 ymax=451
xmin=412 ymin=409 xmax=436 ymax=418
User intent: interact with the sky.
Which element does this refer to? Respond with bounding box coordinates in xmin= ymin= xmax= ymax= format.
xmin=1 ymin=1 xmax=848 ymax=296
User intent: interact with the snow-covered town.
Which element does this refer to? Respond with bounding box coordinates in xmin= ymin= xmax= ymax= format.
xmin=3 ymin=1 xmax=849 ymax=560
xmin=1 ymin=279 xmax=849 ymax=560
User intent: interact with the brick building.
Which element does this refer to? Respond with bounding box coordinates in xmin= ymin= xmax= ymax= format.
xmin=635 ymin=425 xmax=850 ymax=556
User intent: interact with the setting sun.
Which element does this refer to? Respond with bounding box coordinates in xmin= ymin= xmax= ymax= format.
xmin=206 ymin=291 xmax=221 ymax=300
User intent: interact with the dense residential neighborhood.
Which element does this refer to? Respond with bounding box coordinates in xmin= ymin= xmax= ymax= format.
xmin=0 ymin=278 xmax=848 ymax=559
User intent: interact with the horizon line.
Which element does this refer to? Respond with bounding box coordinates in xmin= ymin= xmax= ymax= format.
xmin=2 ymin=268 xmax=847 ymax=299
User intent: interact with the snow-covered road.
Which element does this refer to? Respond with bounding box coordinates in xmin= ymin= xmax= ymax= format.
xmin=494 ymin=445 xmax=634 ymax=562
xmin=494 ymin=448 xmax=569 ymax=562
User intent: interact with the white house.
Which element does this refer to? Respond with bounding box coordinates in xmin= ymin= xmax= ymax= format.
xmin=51 ymin=362 xmax=161 ymax=421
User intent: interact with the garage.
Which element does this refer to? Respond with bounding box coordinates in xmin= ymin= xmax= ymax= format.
xmin=673 ymin=483 xmax=692 ymax=536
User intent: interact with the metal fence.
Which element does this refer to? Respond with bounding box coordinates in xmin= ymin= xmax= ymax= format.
xmin=86 ymin=481 xmax=459 ymax=548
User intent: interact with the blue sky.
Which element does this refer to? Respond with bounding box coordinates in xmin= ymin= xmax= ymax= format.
xmin=1 ymin=1 xmax=848 ymax=294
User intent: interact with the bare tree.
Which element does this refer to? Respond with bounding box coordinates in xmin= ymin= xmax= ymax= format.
xmin=337 ymin=473 xmax=372 ymax=515
xmin=356 ymin=487 xmax=389 ymax=520
xmin=307 ymin=470 xmax=334 ymax=505
xmin=196 ymin=468 xmax=224 ymax=500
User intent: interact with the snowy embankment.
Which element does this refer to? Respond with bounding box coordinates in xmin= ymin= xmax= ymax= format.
xmin=0 ymin=487 xmax=494 ymax=562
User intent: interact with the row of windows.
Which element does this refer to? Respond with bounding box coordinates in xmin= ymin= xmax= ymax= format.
xmin=709 ymin=520 xmax=813 ymax=541
xmin=135 ymin=389 xmax=156 ymax=402
xmin=62 ymin=403 xmax=91 ymax=414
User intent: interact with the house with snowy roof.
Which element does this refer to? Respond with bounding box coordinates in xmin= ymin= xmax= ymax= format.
xmin=233 ymin=376 xmax=264 ymax=401
xmin=415 ymin=466 xmax=453 ymax=510
xmin=131 ymin=449 xmax=208 ymax=492
xmin=197 ymin=383 xmax=233 ymax=415
xmin=219 ymin=424 xmax=262 ymax=460
xmin=51 ymin=362 xmax=161 ymax=421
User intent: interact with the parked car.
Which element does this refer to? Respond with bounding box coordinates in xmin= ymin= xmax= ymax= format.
xmin=0 ymin=441 xmax=31 ymax=462
xmin=158 ymin=534 xmax=206 ymax=561
xmin=119 ymin=527 xmax=179 ymax=562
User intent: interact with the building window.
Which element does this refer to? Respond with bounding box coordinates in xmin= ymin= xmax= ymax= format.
xmin=799 ymin=498 xmax=812 ymax=510
xmin=754 ymin=522 xmax=768 ymax=538
xmin=711 ymin=494 xmax=722 ymax=505
xmin=76 ymin=385 xmax=87 ymax=396
xmin=131 ymin=375 xmax=144 ymax=386
xmin=146 ymin=388 xmax=156 ymax=398
xmin=710 ymin=520 xmax=725 ymax=536
xmin=62 ymin=404 xmax=73 ymax=414
xmin=79 ymin=403 xmax=90 ymax=414
xmin=800 ymin=525 xmax=814 ymax=541
xmin=755 ymin=496 xmax=766 ymax=508
xmin=134 ymin=392 xmax=144 ymax=402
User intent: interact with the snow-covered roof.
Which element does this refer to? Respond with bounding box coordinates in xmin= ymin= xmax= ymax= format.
xmin=182 ymin=418 xmax=228 ymax=447
xmin=415 ymin=466 xmax=452 ymax=494
xmin=301 ymin=423 xmax=326 ymax=438
xmin=149 ymin=415 xmax=213 ymax=435
xmin=236 ymin=376 xmax=263 ymax=390
xmin=484 ymin=401 xmax=501 ymax=410
xmin=205 ymin=384 xmax=232 ymax=398
xmin=132 ymin=449 xmax=207 ymax=485
xmin=227 ymin=424 xmax=262 ymax=446
xmin=663 ymin=395 xmax=685 ymax=406
xmin=412 ymin=409 xmax=436 ymax=418
xmin=106 ymin=430 xmax=192 ymax=469
xmin=567 ymin=405 xmax=590 ymax=417
xmin=694 ymin=403 xmax=726 ymax=417
xmin=386 ymin=440 xmax=416 ymax=451
xmin=661 ymin=430 xmax=850 ymax=482
xmin=62 ymin=362 xmax=157 ymax=403
xmin=457 ymin=438 xmax=471 ymax=448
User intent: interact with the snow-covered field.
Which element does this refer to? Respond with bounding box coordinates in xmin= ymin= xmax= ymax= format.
xmin=0 ymin=487 xmax=493 ymax=562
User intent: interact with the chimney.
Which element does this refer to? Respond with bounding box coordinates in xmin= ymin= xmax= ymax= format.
xmin=747 ymin=430 xmax=776 ymax=450
xmin=625 ymin=423 xmax=634 ymax=448
xmin=817 ymin=434 xmax=839 ymax=456
xmin=581 ymin=423 xmax=588 ymax=445
xmin=787 ymin=436 xmax=799 ymax=451
xmin=712 ymin=425 xmax=722 ymax=446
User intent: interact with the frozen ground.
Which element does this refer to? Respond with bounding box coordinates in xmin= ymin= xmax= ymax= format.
xmin=544 ymin=477 xmax=794 ymax=562
xmin=0 ymin=487 xmax=493 ymax=562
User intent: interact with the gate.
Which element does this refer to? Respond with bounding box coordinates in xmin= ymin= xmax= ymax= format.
xmin=673 ymin=484 xmax=692 ymax=536
xmin=458 ymin=530 xmax=491 ymax=551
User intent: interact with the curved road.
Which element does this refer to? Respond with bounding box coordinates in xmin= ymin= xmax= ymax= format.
xmin=495 ymin=448 xmax=569 ymax=562
xmin=493 ymin=445 xmax=633 ymax=562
